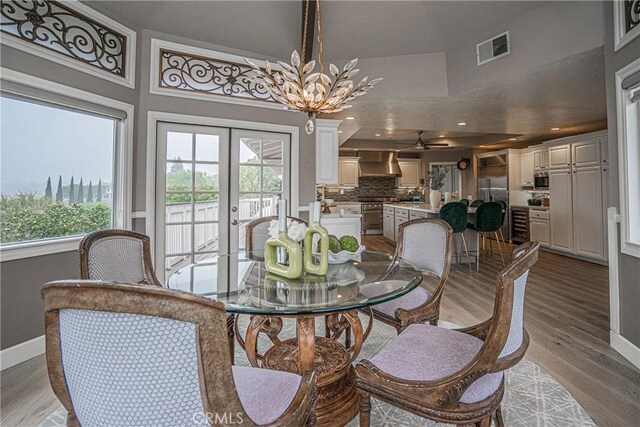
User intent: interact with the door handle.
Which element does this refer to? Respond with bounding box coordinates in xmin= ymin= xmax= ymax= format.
xmin=231 ymin=219 xmax=239 ymax=226
xmin=231 ymin=206 xmax=238 ymax=212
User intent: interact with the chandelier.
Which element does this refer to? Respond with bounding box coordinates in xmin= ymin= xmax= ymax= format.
xmin=244 ymin=0 xmax=382 ymax=134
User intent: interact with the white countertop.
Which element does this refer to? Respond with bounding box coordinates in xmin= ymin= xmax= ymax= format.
xmin=321 ymin=213 xmax=363 ymax=219
xmin=511 ymin=204 xmax=550 ymax=210
xmin=384 ymin=203 xmax=440 ymax=214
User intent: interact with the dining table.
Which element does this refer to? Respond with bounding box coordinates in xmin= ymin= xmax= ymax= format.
xmin=167 ymin=250 xmax=423 ymax=426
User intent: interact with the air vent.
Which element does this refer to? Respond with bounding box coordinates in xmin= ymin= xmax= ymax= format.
xmin=476 ymin=31 xmax=510 ymax=66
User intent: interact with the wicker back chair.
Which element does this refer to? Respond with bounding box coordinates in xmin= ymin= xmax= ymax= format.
xmin=79 ymin=229 xmax=161 ymax=286
xmin=356 ymin=241 xmax=540 ymax=427
xmin=245 ymin=216 xmax=308 ymax=254
xmin=368 ymin=218 xmax=453 ymax=333
xmin=42 ymin=281 xmax=316 ymax=427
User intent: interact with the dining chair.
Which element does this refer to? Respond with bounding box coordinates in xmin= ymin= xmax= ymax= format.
xmin=245 ymin=215 xmax=307 ymax=254
xmin=468 ymin=202 xmax=506 ymax=269
xmin=367 ymin=218 xmax=453 ymax=333
xmin=356 ymin=241 xmax=540 ymax=427
xmin=439 ymin=202 xmax=472 ymax=272
xmin=42 ymin=281 xmax=317 ymax=427
xmin=80 ymin=229 xmax=236 ymax=362
xmin=460 ymin=199 xmax=469 ymax=208
xmin=470 ymin=199 xmax=485 ymax=208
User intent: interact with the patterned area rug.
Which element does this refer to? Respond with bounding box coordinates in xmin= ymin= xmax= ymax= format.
xmin=41 ymin=317 xmax=594 ymax=427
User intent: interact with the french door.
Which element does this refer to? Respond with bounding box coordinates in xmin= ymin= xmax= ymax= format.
xmin=156 ymin=123 xmax=291 ymax=280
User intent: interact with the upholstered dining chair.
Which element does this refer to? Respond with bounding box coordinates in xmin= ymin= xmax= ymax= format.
xmin=245 ymin=215 xmax=307 ymax=254
xmin=79 ymin=229 xmax=236 ymax=362
xmin=356 ymin=241 xmax=540 ymax=427
xmin=439 ymin=202 xmax=472 ymax=272
xmin=367 ymin=218 xmax=453 ymax=333
xmin=42 ymin=281 xmax=317 ymax=427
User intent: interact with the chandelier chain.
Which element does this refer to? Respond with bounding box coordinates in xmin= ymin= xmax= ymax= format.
xmin=317 ymin=0 xmax=325 ymax=74
xmin=301 ymin=0 xmax=310 ymax=68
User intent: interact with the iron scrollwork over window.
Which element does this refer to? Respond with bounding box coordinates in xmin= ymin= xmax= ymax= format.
xmin=625 ymin=0 xmax=640 ymax=33
xmin=158 ymin=49 xmax=276 ymax=103
xmin=0 ymin=0 xmax=127 ymax=77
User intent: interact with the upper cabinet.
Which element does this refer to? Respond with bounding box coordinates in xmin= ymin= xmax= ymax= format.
xmin=572 ymin=139 xmax=600 ymax=168
xmin=315 ymin=119 xmax=341 ymax=185
xmin=548 ymin=144 xmax=571 ymax=169
xmin=338 ymin=157 xmax=359 ymax=187
xmin=520 ymin=151 xmax=534 ymax=186
xmin=533 ymin=148 xmax=549 ymax=170
xmin=397 ymin=159 xmax=421 ymax=188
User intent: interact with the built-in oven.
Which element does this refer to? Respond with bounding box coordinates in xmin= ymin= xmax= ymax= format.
xmin=362 ymin=202 xmax=383 ymax=234
xmin=534 ymin=171 xmax=549 ymax=190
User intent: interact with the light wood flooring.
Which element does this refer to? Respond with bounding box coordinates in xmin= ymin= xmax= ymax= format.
xmin=2 ymin=236 xmax=639 ymax=426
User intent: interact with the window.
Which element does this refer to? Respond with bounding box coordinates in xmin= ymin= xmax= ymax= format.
xmin=0 ymin=74 xmax=130 ymax=260
xmin=616 ymin=58 xmax=640 ymax=257
xmin=429 ymin=162 xmax=462 ymax=196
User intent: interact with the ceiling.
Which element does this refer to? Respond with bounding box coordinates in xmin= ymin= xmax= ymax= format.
xmin=93 ymin=1 xmax=607 ymax=151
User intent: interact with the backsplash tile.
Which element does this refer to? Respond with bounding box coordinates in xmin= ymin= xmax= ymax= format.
xmin=323 ymin=177 xmax=422 ymax=201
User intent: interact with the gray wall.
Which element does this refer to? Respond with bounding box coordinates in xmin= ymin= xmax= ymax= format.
xmin=1 ymin=26 xmax=316 ymax=350
xmin=603 ymin=3 xmax=640 ymax=347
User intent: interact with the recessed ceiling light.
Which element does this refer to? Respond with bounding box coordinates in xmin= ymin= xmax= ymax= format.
xmin=479 ymin=145 xmax=486 ymax=148
xmin=439 ymin=135 xmax=445 ymax=138
xmin=375 ymin=133 xmax=381 ymax=137
xmin=457 ymin=122 xmax=467 ymax=126
xmin=509 ymin=138 xmax=517 ymax=141
xmin=338 ymin=130 xmax=343 ymax=134
xmin=551 ymin=127 xmax=560 ymax=131
xmin=345 ymin=116 xmax=356 ymax=120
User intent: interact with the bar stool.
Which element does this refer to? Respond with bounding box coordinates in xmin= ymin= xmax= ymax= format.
xmin=470 ymin=199 xmax=484 ymax=208
xmin=468 ymin=202 xmax=505 ymax=271
xmin=439 ymin=202 xmax=472 ymax=272
xmin=496 ymin=200 xmax=507 ymax=248
xmin=459 ymin=199 xmax=469 ymax=208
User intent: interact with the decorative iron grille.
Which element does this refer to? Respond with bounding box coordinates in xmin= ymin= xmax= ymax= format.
xmin=0 ymin=0 xmax=127 ymax=77
xmin=625 ymin=0 xmax=640 ymax=33
xmin=158 ymin=49 xmax=276 ymax=103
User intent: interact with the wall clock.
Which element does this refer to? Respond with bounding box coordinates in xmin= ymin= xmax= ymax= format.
xmin=457 ymin=158 xmax=470 ymax=170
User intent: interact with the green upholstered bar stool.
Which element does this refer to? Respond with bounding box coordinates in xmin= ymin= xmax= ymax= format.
xmin=496 ymin=200 xmax=507 ymax=248
xmin=459 ymin=199 xmax=469 ymax=208
xmin=439 ymin=202 xmax=472 ymax=272
xmin=468 ymin=201 xmax=505 ymax=271
xmin=470 ymin=199 xmax=484 ymax=208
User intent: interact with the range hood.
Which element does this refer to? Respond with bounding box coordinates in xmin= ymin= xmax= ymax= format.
xmin=357 ymin=151 xmax=402 ymax=177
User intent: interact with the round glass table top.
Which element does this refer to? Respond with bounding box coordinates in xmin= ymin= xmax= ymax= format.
xmin=167 ymin=251 xmax=423 ymax=315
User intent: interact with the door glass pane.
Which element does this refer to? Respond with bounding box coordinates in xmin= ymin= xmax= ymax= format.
xmin=262 ymin=139 xmax=283 ymax=164
xmin=238 ymin=193 xmax=263 ymax=220
xmin=166 ymin=162 xmax=193 ymax=191
xmin=194 ymin=223 xmax=218 ymax=252
xmin=166 ymin=195 xmax=192 ymax=224
xmin=195 ymin=164 xmax=219 ymax=192
xmin=239 ymin=139 xmax=260 ymax=164
xmin=239 ymin=165 xmax=261 ymax=192
xmin=263 ymin=166 xmax=283 ymax=192
xmin=167 ymin=132 xmax=192 ymax=161
xmin=194 ymin=197 xmax=219 ymax=221
xmin=262 ymin=196 xmax=279 ymax=216
xmin=165 ymin=224 xmax=191 ymax=255
xmin=195 ymin=134 xmax=219 ymax=162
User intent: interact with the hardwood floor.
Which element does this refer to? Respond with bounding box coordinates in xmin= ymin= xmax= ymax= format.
xmin=1 ymin=236 xmax=639 ymax=426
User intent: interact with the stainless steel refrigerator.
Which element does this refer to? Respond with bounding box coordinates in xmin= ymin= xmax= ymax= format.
xmin=477 ymin=154 xmax=509 ymax=240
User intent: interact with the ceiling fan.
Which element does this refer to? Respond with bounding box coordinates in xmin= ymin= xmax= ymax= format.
xmin=397 ymin=130 xmax=449 ymax=151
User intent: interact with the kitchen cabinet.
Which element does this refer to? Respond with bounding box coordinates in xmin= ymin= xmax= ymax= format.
xmin=409 ymin=210 xmax=430 ymax=220
xmin=529 ymin=209 xmax=550 ymax=247
xmin=548 ymin=144 xmax=571 ymax=169
xmin=572 ymin=165 xmax=604 ymax=259
xmin=520 ymin=151 xmax=534 ymax=186
xmin=549 ymin=168 xmax=574 ymax=253
xmin=533 ymin=149 xmax=549 ymax=170
xmin=338 ymin=157 xmax=359 ymax=187
xmin=572 ymin=139 xmax=600 ymax=168
xmin=394 ymin=208 xmax=409 ymax=241
xmin=383 ymin=210 xmax=395 ymax=241
xmin=397 ymin=159 xmax=421 ymax=188
xmin=315 ymin=119 xmax=341 ymax=185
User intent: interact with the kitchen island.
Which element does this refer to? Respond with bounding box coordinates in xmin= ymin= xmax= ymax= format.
xmin=320 ymin=213 xmax=362 ymax=243
xmin=383 ymin=203 xmax=480 ymax=266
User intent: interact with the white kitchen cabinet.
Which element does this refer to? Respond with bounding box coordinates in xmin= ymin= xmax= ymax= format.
xmin=530 ymin=218 xmax=550 ymax=246
xmin=394 ymin=208 xmax=409 ymax=241
xmin=572 ymin=165 xmax=604 ymax=259
xmin=397 ymin=159 xmax=421 ymax=188
xmin=338 ymin=157 xmax=359 ymax=187
xmin=383 ymin=211 xmax=395 ymax=241
xmin=315 ymin=119 xmax=341 ymax=185
xmin=572 ymin=139 xmax=600 ymax=168
xmin=520 ymin=151 xmax=534 ymax=186
xmin=549 ymin=168 xmax=574 ymax=253
xmin=548 ymin=144 xmax=571 ymax=169
xmin=533 ymin=149 xmax=549 ymax=170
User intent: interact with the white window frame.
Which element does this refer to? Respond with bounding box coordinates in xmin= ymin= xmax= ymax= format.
xmin=615 ymin=58 xmax=640 ymax=258
xmin=614 ymin=1 xmax=640 ymax=52
xmin=0 ymin=68 xmax=134 ymax=262
xmin=428 ymin=161 xmax=463 ymax=196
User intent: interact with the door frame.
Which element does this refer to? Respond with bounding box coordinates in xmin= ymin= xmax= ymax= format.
xmin=146 ymin=111 xmax=300 ymax=273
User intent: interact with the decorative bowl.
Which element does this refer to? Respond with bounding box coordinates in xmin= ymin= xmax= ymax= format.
xmin=314 ymin=245 xmax=366 ymax=264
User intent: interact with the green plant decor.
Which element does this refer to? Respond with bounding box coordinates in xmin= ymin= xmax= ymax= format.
xmin=426 ymin=168 xmax=448 ymax=191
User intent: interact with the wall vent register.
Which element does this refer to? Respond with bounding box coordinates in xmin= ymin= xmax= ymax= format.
xmin=476 ymin=31 xmax=510 ymax=66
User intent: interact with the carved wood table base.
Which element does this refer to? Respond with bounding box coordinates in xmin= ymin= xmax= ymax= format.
xmin=241 ymin=310 xmax=368 ymax=427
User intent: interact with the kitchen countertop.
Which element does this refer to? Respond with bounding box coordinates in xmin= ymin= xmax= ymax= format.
xmin=511 ymin=204 xmax=550 ymax=210
xmin=384 ymin=203 xmax=442 ymax=214
xmin=321 ymin=213 xmax=363 ymax=219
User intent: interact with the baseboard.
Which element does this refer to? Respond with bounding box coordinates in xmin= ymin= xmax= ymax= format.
xmin=610 ymin=331 xmax=640 ymax=369
xmin=1 ymin=335 xmax=45 ymax=371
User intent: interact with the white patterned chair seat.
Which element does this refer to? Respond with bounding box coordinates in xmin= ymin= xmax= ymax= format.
xmin=372 ymin=287 xmax=433 ymax=318
xmin=370 ymin=324 xmax=503 ymax=404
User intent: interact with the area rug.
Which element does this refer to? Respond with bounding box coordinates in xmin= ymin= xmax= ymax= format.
xmin=41 ymin=317 xmax=595 ymax=427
